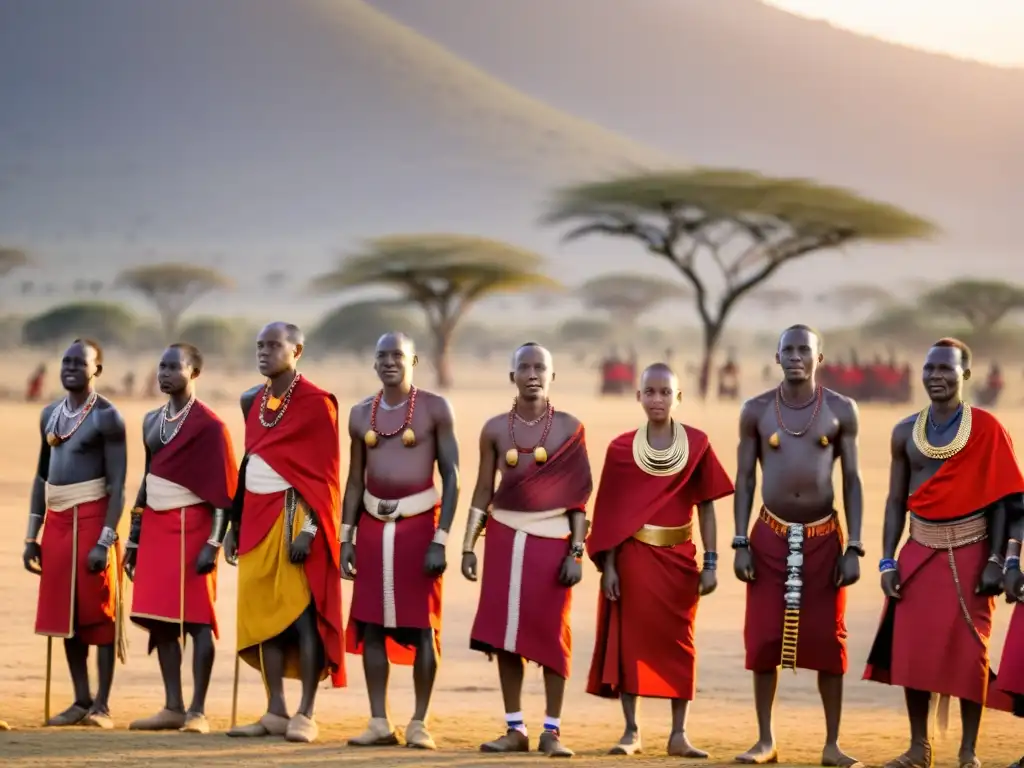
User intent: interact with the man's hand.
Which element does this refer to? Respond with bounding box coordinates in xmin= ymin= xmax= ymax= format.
xmin=977 ymin=560 xmax=1005 ymax=596
xmin=1005 ymin=568 xmax=1024 ymax=603
xmin=123 ymin=548 xmax=137 ymax=581
xmin=881 ymin=568 xmax=902 ymax=600
xmin=835 ymin=550 xmax=861 ymax=587
xmin=87 ymin=544 xmax=109 ymax=574
xmin=223 ymin=528 xmax=238 ymax=566
xmin=733 ymin=547 xmax=755 ymax=583
xmin=22 ymin=541 xmax=42 ymax=575
xmin=288 ymin=531 xmax=314 ymax=564
xmin=461 ymin=552 xmax=478 ymax=581
xmin=698 ymin=567 xmax=718 ymax=596
xmin=601 ymin=564 xmax=620 ymax=601
xmin=340 ymin=541 xmax=356 ymax=581
xmin=195 ymin=543 xmax=219 ymax=575
xmin=423 ymin=541 xmax=447 ymax=578
xmin=559 ymin=554 xmax=583 ymax=587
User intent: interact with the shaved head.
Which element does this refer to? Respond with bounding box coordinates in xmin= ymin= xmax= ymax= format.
xmin=637 ymin=361 xmax=681 ymax=423
xmin=510 ymin=342 xmax=554 ymax=400
xmin=376 ymin=331 xmax=415 ymax=356
xmin=374 ymin=331 xmax=418 ymax=388
xmin=511 ymin=341 xmax=552 ymax=371
xmin=641 ymin=362 xmax=677 ymax=385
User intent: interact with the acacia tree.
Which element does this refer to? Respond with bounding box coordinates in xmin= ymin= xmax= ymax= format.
xmin=0 ymin=248 xmax=30 ymax=279
xmin=310 ymin=299 xmax=423 ymax=357
xmin=816 ymin=282 xmax=894 ymax=314
xmin=116 ymin=263 xmax=233 ymax=341
xmin=544 ymin=169 xmax=935 ymax=397
xmin=747 ymin=286 xmax=803 ymax=312
xmin=313 ymin=234 xmax=560 ymax=389
xmin=920 ymin=278 xmax=1024 ymax=338
xmin=576 ymin=272 xmax=690 ymax=332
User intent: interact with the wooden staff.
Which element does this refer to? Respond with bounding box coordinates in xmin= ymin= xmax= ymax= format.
xmin=43 ymin=637 xmax=52 ymax=725
xmin=230 ymin=653 xmax=240 ymax=728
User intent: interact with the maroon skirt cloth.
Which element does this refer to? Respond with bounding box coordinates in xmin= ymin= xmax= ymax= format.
xmin=470 ymin=518 xmax=572 ymax=678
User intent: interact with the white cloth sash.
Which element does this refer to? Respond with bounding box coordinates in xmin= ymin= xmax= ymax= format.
xmin=145 ymin=474 xmax=203 ymax=511
xmin=45 ymin=477 xmax=107 ymax=512
xmin=362 ymin=487 xmax=439 ymax=521
xmin=491 ymin=507 xmax=570 ymax=539
xmin=245 ymin=454 xmax=291 ymax=495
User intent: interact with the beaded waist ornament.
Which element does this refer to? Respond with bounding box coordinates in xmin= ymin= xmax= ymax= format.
xmin=781 ymin=522 xmax=805 ymax=671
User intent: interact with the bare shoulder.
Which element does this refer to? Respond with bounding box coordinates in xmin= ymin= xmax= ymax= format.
xmin=555 ymin=410 xmax=582 ymax=431
xmin=39 ymin=399 xmax=60 ymax=427
xmin=418 ymin=389 xmax=455 ymax=423
xmin=481 ymin=412 xmax=506 ymax=438
xmin=823 ymin=388 xmax=859 ymax=421
xmin=240 ymin=384 xmax=262 ymax=416
xmin=892 ymin=413 xmax=916 ymax=445
xmin=348 ymin=395 xmax=373 ymax=418
xmin=739 ymin=390 xmax=773 ymax=423
xmin=95 ymin=396 xmax=126 ymax=435
xmin=142 ymin=406 xmax=162 ymax=427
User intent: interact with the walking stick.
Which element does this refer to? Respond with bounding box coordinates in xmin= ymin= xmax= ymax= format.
xmin=230 ymin=653 xmax=240 ymax=729
xmin=44 ymin=637 xmax=52 ymax=725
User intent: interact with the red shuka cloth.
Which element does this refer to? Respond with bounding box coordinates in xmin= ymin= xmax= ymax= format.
xmin=240 ymin=376 xmax=345 ymax=688
xmin=470 ymin=425 xmax=593 ymax=678
xmin=586 ymin=426 xmax=734 ymax=699
xmin=132 ymin=401 xmax=237 ymax=638
xmin=149 ymin=400 xmax=238 ymax=510
xmin=989 ymin=604 xmax=1024 ymax=714
xmin=131 ymin=503 xmax=220 ymax=637
xmin=864 ymin=408 xmax=1024 ymax=703
xmin=745 ymin=513 xmax=847 ymax=674
xmin=36 ymin=496 xmax=118 ymax=646
xmin=346 ymin=477 xmax=443 ymax=666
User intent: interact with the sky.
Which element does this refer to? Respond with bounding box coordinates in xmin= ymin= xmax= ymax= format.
xmin=764 ymin=0 xmax=1024 ymax=67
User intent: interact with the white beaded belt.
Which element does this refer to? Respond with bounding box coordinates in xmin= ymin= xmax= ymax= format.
xmin=363 ymin=488 xmax=439 ymax=522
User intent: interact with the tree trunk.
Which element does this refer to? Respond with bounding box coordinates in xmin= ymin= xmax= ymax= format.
xmin=698 ymin=319 xmax=725 ymax=400
xmin=432 ymin=327 xmax=453 ymax=390
xmin=159 ymin=308 xmax=180 ymax=344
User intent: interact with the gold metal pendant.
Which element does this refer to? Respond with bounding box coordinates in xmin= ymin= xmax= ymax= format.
xmin=46 ymin=433 xmax=61 ymax=447
xmin=364 ymin=430 xmax=379 ymax=448
xmin=402 ymin=428 xmax=416 ymax=447
xmin=820 ymin=435 xmax=829 ymax=447
xmin=768 ymin=432 xmax=781 ymax=449
xmin=505 ymin=448 xmax=519 ymax=467
xmin=534 ymin=446 xmax=548 ymax=464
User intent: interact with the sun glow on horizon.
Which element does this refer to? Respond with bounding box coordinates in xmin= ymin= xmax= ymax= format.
xmin=764 ymin=0 xmax=1024 ymax=68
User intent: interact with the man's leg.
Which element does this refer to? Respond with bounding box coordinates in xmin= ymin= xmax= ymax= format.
xmin=155 ymin=631 xmax=186 ymax=714
xmin=259 ymin=637 xmax=290 ymax=719
xmin=480 ymin=651 xmax=529 ymax=753
xmin=294 ymin=604 xmax=325 ymax=718
xmin=957 ymin=698 xmax=983 ymax=768
xmin=538 ymin=666 xmax=574 ymax=757
xmin=188 ymin=625 xmax=216 ymax=716
xmin=883 ymin=688 xmax=932 ymax=768
xmin=362 ymin=624 xmax=390 ymax=720
xmin=817 ymin=672 xmax=859 ymax=766
xmin=610 ymin=693 xmax=642 ymax=753
xmin=736 ymin=670 xmax=779 ymax=763
xmin=668 ymin=699 xmax=708 ymax=758
xmin=49 ymin=636 xmax=93 ymax=725
xmin=411 ymin=629 xmax=438 ymax=722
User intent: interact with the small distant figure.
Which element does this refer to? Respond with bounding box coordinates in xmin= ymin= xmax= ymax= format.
xmin=27 ymin=364 xmax=46 ymax=401
xmin=600 ymin=348 xmax=636 ymax=396
xmin=144 ymin=371 xmax=158 ymax=398
xmin=122 ymin=371 xmax=136 ymax=398
xmin=973 ymin=363 xmax=1003 ymax=407
xmin=718 ymin=351 xmax=740 ymax=400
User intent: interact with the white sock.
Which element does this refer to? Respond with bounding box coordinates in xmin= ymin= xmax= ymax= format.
xmin=505 ymin=711 xmax=527 ymax=735
xmin=543 ymin=716 xmax=561 ymax=733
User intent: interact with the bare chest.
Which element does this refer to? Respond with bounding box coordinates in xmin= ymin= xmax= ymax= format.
xmin=757 ymin=402 xmax=838 ymax=481
xmin=46 ymin=416 xmax=107 ymax=483
xmin=362 ymin=403 xmax=438 ymax=485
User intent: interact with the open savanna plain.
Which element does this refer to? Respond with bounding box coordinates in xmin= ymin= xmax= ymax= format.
xmin=1 ymin=357 xmax=1021 ymax=766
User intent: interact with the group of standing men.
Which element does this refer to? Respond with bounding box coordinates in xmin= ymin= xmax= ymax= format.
xmin=17 ymin=323 xmax=1024 ymax=766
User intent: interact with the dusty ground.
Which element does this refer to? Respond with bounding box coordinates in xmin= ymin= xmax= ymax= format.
xmin=1 ymin=357 xmax=1021 ymax=766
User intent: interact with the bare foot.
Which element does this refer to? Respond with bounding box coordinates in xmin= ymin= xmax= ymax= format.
xmin=736 ymin=741 xmax=778 ymax=764
xmin=668 ymin=730 xmax=708 ymax=758
xmin=610 ymin=728 xmax=642 ymax=756
xmin=957 ymin=749 xmax=981 ymax=768
xmin=822 ymin=743 xmax=863 ymax=768
xmin=882 ymin=742 xmax=933 ymax=768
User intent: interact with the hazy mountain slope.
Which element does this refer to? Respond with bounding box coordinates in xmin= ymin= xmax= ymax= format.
xmin=369 ymin=0 xmax=1024 ymax=267
xmin=0 ymin=0 xmax=670 ymax=317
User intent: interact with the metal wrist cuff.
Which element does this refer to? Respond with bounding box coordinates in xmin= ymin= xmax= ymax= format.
xmin=340 ymin=523 xmax=354 ymax=544
xmin=206 ymin=538 xmax=223 ymax=548
xmin=98 ymin=526 xmax=117 ymax=549
xmin=731 ymin=535 xmax=749 ymax=549
xmin=879 ymin=557 xmax=898 ymax=573
xmin=301 ymin=513 xmax=319 ymax=537
xmin=432 ymin=528 xmax=449 ymax=546
xmin=463 ymin=506 xmax=487 ymax=553
xmin=208 ymin=508 xmax=228 ymax=545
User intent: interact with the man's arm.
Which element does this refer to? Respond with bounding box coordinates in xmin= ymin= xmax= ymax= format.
xmin=464 ymin=422 xmax=497 ymax=554
xmin=433 ymin=396 xmax=460 ymax=538
xmin=1007 ymin=496 xmax=1024 ymax=562
xmin=340 ymin=406 xmax=367 ymax=544
xmin=986 ymin=497 xmax=1009 ymax=562
xmin=100 ymin=406 xmax=128 ymax=532
xmin=566 ymin=417 xmax=590 ymax=555
xmin=26 ymin=408 xmax=51 ymax=543
xmin=881 ymin=423 xmax=912 ymax=561
xmin=126 ymin=437 xmax=152 ymax=553
xmin=697 ymin=499 xmax=717 ymax=560
xmin=733 ymin=399 xmax=761 ymax=541
xmin=836 ymin=396 xmax=865 ymax=546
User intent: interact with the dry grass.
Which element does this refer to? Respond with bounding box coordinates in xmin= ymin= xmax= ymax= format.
xmin=1 ymin=356 xmax=1021 ymax=766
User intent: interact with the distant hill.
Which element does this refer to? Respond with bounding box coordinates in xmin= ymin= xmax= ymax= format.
xmin=0 ymin=0 xmax=670 ymax=319
xmin=369 ymin=0 xmax=1024 ymax=271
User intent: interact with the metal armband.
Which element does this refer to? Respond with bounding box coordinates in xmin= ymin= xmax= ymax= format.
xmin=25 ymin=511 xmax=45 ymax=544
xmin=98 ymin=526 xmax=117 ymax=549
xmin=301 ymin=509 xmax=319 ymax=538
xmin=463 ymin=506 xmax=487 ymax=554
xmin=207 ymin=508 xmax=228 ymax=548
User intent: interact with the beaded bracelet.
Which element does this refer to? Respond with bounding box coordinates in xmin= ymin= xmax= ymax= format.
xmin=702 ymin=552 xmax=718 ymax=571
xmin=1006 ymin=556 xmax=1021 ymax=572
xmin=878 ymin=557 xmax=898 ymax=573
